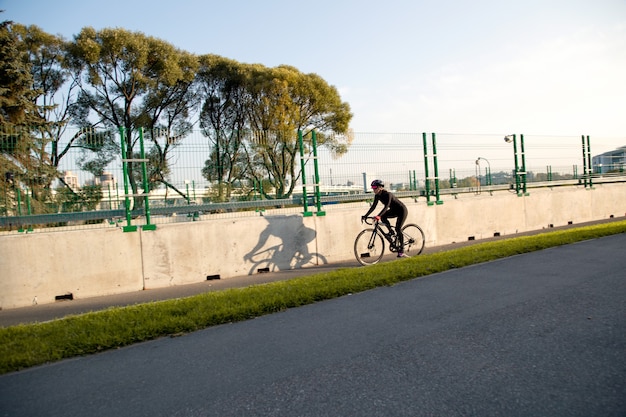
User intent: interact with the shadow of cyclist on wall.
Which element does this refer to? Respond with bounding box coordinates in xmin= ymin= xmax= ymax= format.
xmin=243 ymin=215 xmax=327 ymax=274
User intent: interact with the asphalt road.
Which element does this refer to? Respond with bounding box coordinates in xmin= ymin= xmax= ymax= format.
xmin=1 ymin=233 xmax=625 ymax=417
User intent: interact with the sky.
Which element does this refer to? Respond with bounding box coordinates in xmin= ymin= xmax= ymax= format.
xmin=2 ymin=0 xmax=625 ymax=139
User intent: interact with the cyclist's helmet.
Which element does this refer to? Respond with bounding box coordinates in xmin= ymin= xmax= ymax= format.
xmin=371 ymin=179 xmax=384 ymax=188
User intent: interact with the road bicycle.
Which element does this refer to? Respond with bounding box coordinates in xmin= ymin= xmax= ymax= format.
xmin=354 ymin=217 xmax=425 ymax=266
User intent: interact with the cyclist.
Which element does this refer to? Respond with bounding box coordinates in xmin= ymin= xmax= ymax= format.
xmin=361 ymin=179 xmax=409 ymax=258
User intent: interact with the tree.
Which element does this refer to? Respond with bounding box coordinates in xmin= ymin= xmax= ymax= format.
xmin=66 ymin=27 xmax=199 ymax=208
xmin=137 ymin=48 xmax=199 ymax=201
xmin=10 ymin=24 xmax=88 ymax=209
xmin=197 ymin=55 xmax=251 ymax=201
xmin=0 ymin=17 xmax=40 ymax=215
xmin=0 ymin=19 xmax=38 ymax=126
xmin=197 ymin=60 xmax=353 ymax=200
xmin=244 ymin=65 xmax=352 ymax=199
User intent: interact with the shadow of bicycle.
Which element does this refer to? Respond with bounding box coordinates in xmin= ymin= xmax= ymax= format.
xmin=244 ymin=215 xmax=327 ymax=275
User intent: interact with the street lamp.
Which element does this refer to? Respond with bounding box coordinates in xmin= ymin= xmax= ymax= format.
xmin=475 ymin=157 xmax=491 ymax=185
xmin=503 ymin=134 xmax=528 ymax=196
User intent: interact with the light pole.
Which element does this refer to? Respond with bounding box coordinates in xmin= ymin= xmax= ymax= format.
xmin=475 ymin=157 xmax=491 ymax=186
xmin=504 ymin=134 xmax=528 ymax=196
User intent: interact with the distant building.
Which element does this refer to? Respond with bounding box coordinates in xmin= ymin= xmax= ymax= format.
xmin=84 ymin=172 xmax=117 ymax=189
xmin=593 ymin=146 xmax=626 ymax=173
xmin=61 ymin=171 xmax=79 ymax=190
xmin=98 ymin=172 xmax=116 ymax=189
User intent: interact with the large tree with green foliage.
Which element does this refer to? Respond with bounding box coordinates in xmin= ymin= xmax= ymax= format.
xmin=66 ymin=27 xmax=199 ymax=208
xmin=136 ymin=50 xmax=199 ymax=201
xmin=0 ymin=19 xmax=38 ymax=126
xmin=0 ymin=17 xmax=41 ymax=215
xmin=197 ymin=60 xmax=353 ymax=200
xmin=11 ymin=24 xmax=90 ymax=208
xmin=245 ymin=64 xmax=352 ymax=199
xmin=197 ymin=55 xmax=252 ymax=201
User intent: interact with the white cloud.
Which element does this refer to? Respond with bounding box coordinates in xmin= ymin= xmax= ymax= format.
xmin=346 ymin=23 xmax=626 ymax=137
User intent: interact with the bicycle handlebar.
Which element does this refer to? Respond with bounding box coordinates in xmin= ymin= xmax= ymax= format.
xmin=361 ymin=216 xmax=379 ymax=226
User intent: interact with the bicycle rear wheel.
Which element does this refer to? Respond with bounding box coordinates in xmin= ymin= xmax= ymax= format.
xmin=400 ymin=224 xmax=425 ymax=256
xmin=354 ymin=229 xmax=386 ymax=266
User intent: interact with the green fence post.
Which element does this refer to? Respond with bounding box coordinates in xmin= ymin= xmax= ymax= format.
xmin=298 ymin=130 xmax=312 ymax=217
xmin=431 ymin=133 xmax=443 ymax=204
xmin=16 ymin=187 xmax=24 ymax=233
xmin=25 ymin=188 xmax=31 ymax=216
xmin=520 ymin=134 xmax=529 ymax=195
xmin=25 ymin=188 xmax=33 ymax=232
xmin=119 ymin=127 xmax=137 ymax=232
xmin=311 ymin=130 xmax=325 ymax=216
xmin=138 ymin=128 xmax=156 ymax=231
xmin=587 ymin=136 xmax=593 ymax=188
xmin=510 ymin=134 xmax=521 ymax=195
xmin=192 ymin=180 xmax=199 ymax=219
xmin=581 ymin=135 xmax=588 ymax=188
xmin=422 ymin=133 xmax=432 ymax=205
xmin=16 ymin=187 xmax=22 ymax=217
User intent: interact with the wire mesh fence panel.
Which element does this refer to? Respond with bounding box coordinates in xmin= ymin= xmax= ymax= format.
xmin=1 ymin=126 xmax=624 ymax=234
xmin=2 ymin=126 xmax=125 ymax=232
xmin=313 ymin=132 xmax=425 ymax=192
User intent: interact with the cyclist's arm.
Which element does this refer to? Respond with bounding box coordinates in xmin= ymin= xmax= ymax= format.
xmin=362 ymin=195 xmax=380 ymax=217
xmin=376 ymin=191 xmax=392 ymax=217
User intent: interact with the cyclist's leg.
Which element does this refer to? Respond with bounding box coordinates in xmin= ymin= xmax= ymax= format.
xmin=379 ymin=214 xmax=393 ymax=233
xmin=394 ymin=209 xmax=407 ymax=249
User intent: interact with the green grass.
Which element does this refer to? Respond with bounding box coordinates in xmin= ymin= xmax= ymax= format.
xmin=1 ymin=220 xmax=625 ymax=374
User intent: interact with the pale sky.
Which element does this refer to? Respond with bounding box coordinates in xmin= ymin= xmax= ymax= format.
xmin=2 ymin=0 xmax=625 ymax=138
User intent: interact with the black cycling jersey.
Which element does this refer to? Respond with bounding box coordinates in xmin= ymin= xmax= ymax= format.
xmin=364 ymin=189 xmax=407 ymax=218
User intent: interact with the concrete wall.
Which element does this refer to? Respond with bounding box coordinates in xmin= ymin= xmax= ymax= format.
xmin=1 ymin=182 xmax=625 ymax=310
xmin=0 ymin=229 xmax=144 ymax=309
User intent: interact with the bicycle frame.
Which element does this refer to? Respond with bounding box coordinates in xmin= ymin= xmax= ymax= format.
xmin=364 ymin=217 xmax=397 ymax=246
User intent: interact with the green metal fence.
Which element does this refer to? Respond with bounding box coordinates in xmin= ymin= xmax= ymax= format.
xmin=1 ymin=126 xmax=624 ymax=234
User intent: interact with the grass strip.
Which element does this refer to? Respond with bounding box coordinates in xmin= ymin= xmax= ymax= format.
xmin=1 ymin=220 xmax=625 ymax=374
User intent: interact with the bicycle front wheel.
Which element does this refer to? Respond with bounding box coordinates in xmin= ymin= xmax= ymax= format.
xmin=401 ymin=224 xmax=425 ymax=256
xmin=354 ymin=229 xmax=386 ymax=266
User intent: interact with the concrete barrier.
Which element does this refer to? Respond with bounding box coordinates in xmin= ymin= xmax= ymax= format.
xmin=0 ymin=228 xmax=144 ymax=310
xmin=1 ymin=182 xmax=624 ymax=310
